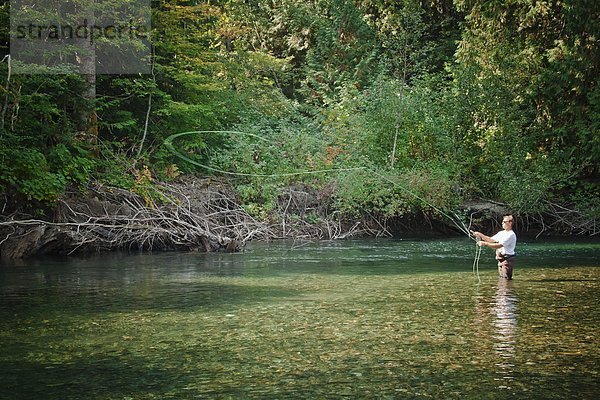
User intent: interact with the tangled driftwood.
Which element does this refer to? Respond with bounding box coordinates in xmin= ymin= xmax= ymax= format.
xmin=0 ymin=179 xmax=379 ymax=260
xmin=463 ymin=199 xmax=599 ymax=237
xmin=0 ymin=180 xmax=270 ymax=260
xmin=272 ymin=184 xmax=386 ymax=240
xmin=522 ymin=201 xmax=599 ymax=237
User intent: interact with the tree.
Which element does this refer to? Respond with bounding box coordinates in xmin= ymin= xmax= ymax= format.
xmin=452 ymin=0 xmax=599 ymax=212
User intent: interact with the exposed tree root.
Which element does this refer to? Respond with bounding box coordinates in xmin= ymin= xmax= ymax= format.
xmin=0 ymin=179 xmax=379 ymax=260
xmin=462 ymin=200 xmax=598 ymax=237
xmin=0 ymin=180 xmax=270 ymax=260
xmin=271 ymin=184 xmax=388 ymax=240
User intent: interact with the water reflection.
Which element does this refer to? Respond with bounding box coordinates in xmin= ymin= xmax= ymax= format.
xmin=492 ymin=279 xmax=517 ymax=389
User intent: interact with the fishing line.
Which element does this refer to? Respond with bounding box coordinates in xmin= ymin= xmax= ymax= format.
xmin=365 ymin=169 xmax=475 ymax=239
xmin=165 ymin=130 xmax=481 ymax=278
xmin=164 ymin=130 xmax=366 ymax=178
xmin=165 ymin=131 xmax=476 ymax=237
xmin=472 ymin=238 xmax=482 ymax=284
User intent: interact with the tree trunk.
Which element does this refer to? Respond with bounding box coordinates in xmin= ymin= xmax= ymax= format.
xmin=76 ymin=19 xmax=98 ymax=152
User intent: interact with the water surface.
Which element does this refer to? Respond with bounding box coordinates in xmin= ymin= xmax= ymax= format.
xmin=1 ymin=238 xmax=598 ymax=399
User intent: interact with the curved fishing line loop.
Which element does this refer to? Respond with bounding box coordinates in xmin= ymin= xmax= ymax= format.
xmin=164 ymin=130 xmax=366 ymax=178
xmin=164 ymin=130 xmax=476 ymax=240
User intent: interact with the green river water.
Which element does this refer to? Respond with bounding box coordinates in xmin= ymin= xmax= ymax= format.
xmin=1 ymin=238 xmax=599 ymax=399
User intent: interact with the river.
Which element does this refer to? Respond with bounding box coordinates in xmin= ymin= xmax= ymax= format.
xmin=1 ymin=238 xmax=599 ymax=399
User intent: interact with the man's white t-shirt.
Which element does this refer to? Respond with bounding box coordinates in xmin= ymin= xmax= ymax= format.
xmin=491 ymin=230 xmax=517 ymax=255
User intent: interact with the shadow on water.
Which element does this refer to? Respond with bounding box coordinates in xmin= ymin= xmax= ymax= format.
xmin=0 ymin=239 xmax=479 ymax=320
xmin=0 ymin=355 xmax=180 ymax=400
xmin=0 ymin=280 xmax=301 ymax=316
xmin=0 ymin=250 xmax=310 ymax=316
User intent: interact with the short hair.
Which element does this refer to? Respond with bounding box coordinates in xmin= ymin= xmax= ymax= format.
xmin=503 ymin=214 xmax=514 ymax=224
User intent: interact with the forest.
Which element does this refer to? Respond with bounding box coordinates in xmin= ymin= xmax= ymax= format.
xmin=0 ymin=0 xmax=598 ymax=258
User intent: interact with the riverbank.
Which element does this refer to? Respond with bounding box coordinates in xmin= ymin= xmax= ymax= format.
xmin=1 ymin=176 xmax=596 ymax=261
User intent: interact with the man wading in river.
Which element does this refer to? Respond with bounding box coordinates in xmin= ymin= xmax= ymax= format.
xmin=472 ymin=215 xmax=517 ymax=280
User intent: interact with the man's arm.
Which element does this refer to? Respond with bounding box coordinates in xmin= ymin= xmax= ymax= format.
xmin=471 ymin=231 xmax=503 ymax=249
xmin=479 ymin=241 xmax=502 ymax=249
xmin=471 ymin=231 xmax=493 ymax=242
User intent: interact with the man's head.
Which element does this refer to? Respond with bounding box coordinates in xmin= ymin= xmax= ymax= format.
xmin=502 ymin=214 xmax=514 ymax=230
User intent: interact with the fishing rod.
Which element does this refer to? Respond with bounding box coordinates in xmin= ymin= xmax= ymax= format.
xmin=164 ymin=130 xmax=482 ymax=279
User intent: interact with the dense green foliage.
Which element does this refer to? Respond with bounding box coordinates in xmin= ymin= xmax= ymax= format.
xmin=0 ymin=0 xmax=598 ymax=230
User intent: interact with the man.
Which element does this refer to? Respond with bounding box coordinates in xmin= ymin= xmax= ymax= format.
xmin=472 ymin=215 xmax=517 ymax=280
